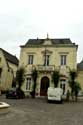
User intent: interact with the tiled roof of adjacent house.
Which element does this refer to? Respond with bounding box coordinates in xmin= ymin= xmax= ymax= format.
xmin=24 ymin=38 xmax=74 ymax=46
xmin=0 ymin=48 xmax=19 ymax=65
xmin=77 ymin=60 xmax=83 ymax=71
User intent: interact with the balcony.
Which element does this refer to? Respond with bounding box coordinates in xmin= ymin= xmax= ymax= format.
xmin=59 ymin=65 xmax=69 ymax=78
xmin=36 ymin=65 xmax=55 ymax=72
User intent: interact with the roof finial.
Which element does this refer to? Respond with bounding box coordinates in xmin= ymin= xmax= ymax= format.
xmin=47 ymin=33 xmax=49 ymax=39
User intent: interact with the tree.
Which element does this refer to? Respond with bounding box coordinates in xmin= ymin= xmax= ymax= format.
xmin=15 ymin=66 xmax=25 ymax=99
xmin=68 ymin=69 xmax=78 ymax=100
xmin=16 ymin=66 xmax=25 ymax=90
xmin=31 ymin=68 xmax=38 ymax=98
xmin=74 ymin=82 xmax=81 ymax=101
xmin=52 ymin=70 xmax=60 ymax=88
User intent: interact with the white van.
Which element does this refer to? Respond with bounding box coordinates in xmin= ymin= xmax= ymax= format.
xmin=47 ymin=87 xmax=63 ymax=103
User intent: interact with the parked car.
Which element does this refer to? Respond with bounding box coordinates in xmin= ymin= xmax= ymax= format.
xmin=47 ymin=87 xmax=63 ymax=103
xmin=6 ymin=88 xmax=25 ymax=99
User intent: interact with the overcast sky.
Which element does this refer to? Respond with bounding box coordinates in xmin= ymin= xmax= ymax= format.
xmin=0 ymin=0 xmax=83 ymax=62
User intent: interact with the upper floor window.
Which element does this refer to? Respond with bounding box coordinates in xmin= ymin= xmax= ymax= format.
xmin=44 ymin=55 xmax=50 ymax=66
xmin=60 ymin=55 xmax=67 ymax=65
xmin=26 ymin=78 xmax=31 ymax=90
xmin=28 ymin=55 xmax=34 ymax=64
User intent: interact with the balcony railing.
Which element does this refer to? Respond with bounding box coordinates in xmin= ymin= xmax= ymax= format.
xmin=36 ymin=65 xmax=55 ymax=71
xmin=59 ymin=65 xmax=70 ymax=77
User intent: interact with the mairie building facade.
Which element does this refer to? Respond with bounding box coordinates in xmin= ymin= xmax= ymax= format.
xmin=19 ymin=37 xmax=78 ymax=96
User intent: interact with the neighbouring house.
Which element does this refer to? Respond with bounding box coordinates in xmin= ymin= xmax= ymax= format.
xmin=19 ymin=36 xmax=78 ymax=97
xmin=77 ymin=60 xmax=83 ymax=90
xmin=0 ymin=48 xmax=19 ymax=92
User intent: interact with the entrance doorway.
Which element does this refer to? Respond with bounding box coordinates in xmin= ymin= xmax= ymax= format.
xmin=40 ymin=76 xmax=49 ymax=96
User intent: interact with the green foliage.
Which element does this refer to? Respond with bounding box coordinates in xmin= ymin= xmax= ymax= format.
xmin=74 ymin=81 xmax=81 ymax=101
xmin=52 ymin=70 xmax=60 ymax=88
xmin=68 ymin=69 xmax=81 ymax=101
xmin=32 ymin=68 xmax=38 ymax=83
xmin=31 ymin=68 xmax=38 ymax=98
xmin=69 ymin=69 xmax=77 ymax=82
xmin=74 ymin=82 xmax=81 ymax=92
xmin=16 ymin=66 xmax=25 ymax=89
xmin=68 ymin=69 xmax=77 ymax=92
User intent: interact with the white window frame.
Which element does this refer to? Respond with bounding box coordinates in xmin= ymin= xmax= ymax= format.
xmin=60 ymin=55 xmax=67 ymax=65
xmin=60 ymin=79 xmax=66 ymax=94
xmin=28 ymin=55 xmax=34 ymax=64
xmin=44 ymin=55 xmax=50 ymax=66
xmin=26 ymin=77 xmax=31 ymax=90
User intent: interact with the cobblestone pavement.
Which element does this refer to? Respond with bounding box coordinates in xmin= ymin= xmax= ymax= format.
xmin=0 ymin=95 xmax=83 ymax=125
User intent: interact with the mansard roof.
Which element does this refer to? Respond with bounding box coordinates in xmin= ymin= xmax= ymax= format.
xmin=21 ymin=38 xmax=77 ymax=48
xmin=0 ymin=48 xmax=19 ymax=65
xmin=77 ymin=60 xmax=83 ymax=71
xmin=25 ymin=38 xmax=72 ymax=45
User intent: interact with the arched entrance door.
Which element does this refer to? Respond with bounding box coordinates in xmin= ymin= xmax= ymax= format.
xmin=40 ymin=76 xmax=49 ymax=96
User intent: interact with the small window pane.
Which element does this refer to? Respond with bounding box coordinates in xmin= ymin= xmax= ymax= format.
xmin=60 ymin=55 xmax=66 ymax=65
xmin=28 ymin=55 xmax=33 ymax=64
xmin=26 ymin=78 xmax=31 ymax=90
xmin=60 ymin=79 xmax=66 ymax=94
xmin=44 ymin=55 xmax=50 ymax=66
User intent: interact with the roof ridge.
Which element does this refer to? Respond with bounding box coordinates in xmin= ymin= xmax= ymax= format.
xmin=0 ymin=48 xmax=19 ymax=65
xmin=0 ymin=48 xmax=17 ymax=59
xmin=24 ymin=38 xmax=72 ymax=46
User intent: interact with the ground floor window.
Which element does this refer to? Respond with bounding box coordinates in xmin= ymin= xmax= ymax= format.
xmin=26 ymin=78 xmax=31 ymax=90
xmin=60 ymin=79 xmax=66 ymax=94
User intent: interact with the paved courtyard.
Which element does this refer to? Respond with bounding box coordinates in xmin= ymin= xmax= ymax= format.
xmin=0 ymin=95 xmax=83 ymax=125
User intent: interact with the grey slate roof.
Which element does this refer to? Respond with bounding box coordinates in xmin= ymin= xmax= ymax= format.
xmin=24 ymin=38 xmax=73 ymax=46
xmin=77 ymin=60 xmax=83 ymax=71
xmin=0 ymin=48 xmax=19 ymax=65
